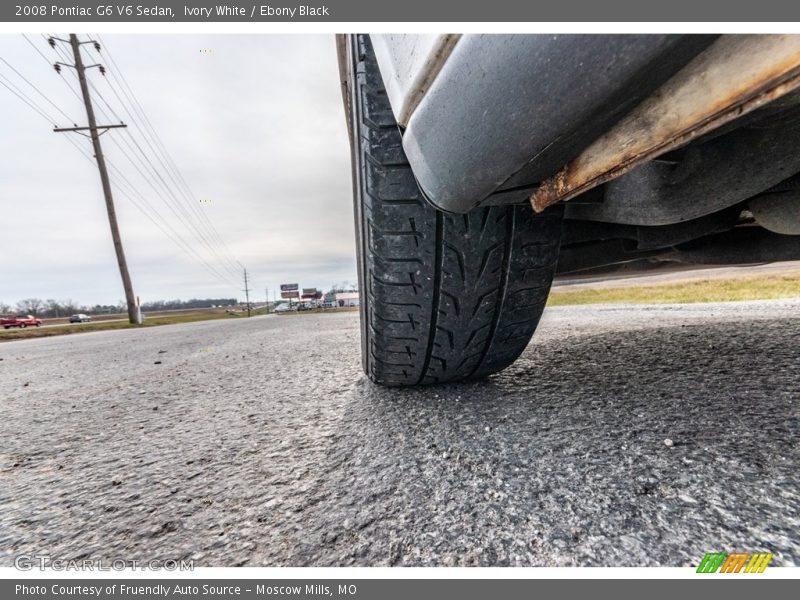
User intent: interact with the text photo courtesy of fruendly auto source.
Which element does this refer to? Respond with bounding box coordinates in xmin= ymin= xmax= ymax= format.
xmin=0 ymin=33 xmax=797 ymax=568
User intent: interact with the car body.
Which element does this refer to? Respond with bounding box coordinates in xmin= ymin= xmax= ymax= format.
xmin=338 ymin=34 xmax=800 ymax=386
xmin=273 ymin=303 xmax=293 ymax=313
xmin=68 ymin=314 xmax=92 ymax=323
xmin=1 ymin=315 xmax=42 ymax=329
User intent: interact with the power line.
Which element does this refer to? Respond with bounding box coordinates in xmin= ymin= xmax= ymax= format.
xmin=105 ymin=157 xmax=242 ymax=287
xmin=88 ymin=78 xmax=125 ymax=123
xmin=17 ymin=33 xmax=244 ymax=291
xmin=7 ymin=38 xmax=240 ymax=291
xmin=0 ymin=56 xmax=77 ymax=124
xmin=102 ymin=74 xmax=243 ymax=278
xmin=22 ymin=33 xmax=53 ymax=66
xmin=0 ymin=72 xmax=58 ymax=125
xmin=43 ymin=35 xmax=85 ymax=103
xmin=107 ymin=118 xmax=243 ymax=281
xmin=52 ymin=33 xmax=141 ymax=325
xmin=108 ymin=167 xmax=242 ymax=287
xmin=78 ymin=90 xmax=242 ymax=285
xmin=116 ymin=120 xmax=241 ymax=278
xmin=63 ymin=129 xmax=241 ymax=288
xmin=56 ymin=34 xmax=241 ymax=281
xmin=93 ymin=35 xmax=243 ymax=275
xmin=49 ymin=37 xmax=131 ymax=131
xmin=81 ymin=39 xmax=241 ymax=280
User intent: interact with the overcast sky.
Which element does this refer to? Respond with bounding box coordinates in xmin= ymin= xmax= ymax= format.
xmin=0 ymin=34 xmax=355 ymax=307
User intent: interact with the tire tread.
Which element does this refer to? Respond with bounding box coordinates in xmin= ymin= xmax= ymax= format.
xmin=352 ymin=35 xmax=562 ymax=386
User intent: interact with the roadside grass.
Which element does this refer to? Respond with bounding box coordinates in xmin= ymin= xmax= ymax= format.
xmin=0 ymin=310 xmax=243 ymax=342
xmin=548 ymin=274 xmax=800 ymax=306
xmin=4 ymin=276 xmax=797 ymax=341
xmin=0 ymin=306 xmax=359 ymax=342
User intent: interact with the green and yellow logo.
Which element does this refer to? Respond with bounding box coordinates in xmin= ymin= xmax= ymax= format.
xmin=697 ymin=552 xmax=773 ymax=573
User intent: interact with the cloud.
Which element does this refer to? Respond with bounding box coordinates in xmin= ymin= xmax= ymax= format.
xmin=0 ymin=34 xmax=355 ymax=306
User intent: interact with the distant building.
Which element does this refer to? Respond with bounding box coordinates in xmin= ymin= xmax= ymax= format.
xmin=322 ymin=290 xmax=337 ymax=307
xmin=298 ymin=288 xmax=323 ymax=308
xmin=334 ymin=291 xmax=360 ymax=307
xmin=301 ymin=288 xmax=322 ymax=300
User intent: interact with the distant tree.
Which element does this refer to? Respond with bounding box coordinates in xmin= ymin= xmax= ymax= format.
xmin=44 ymin=299 xmax=63 ymax=318
xmin=328 ymin=281 xmax=358 ymax=295
xmin=88 ymin=304 xmax=117 ymax=315
xmin=0 ymin=301 xmax=11 ymax=314
xmin=16 ymin=298 xmax=44 ymax=316
xmin=140 ymin=298 xmax=237 ymax=311
xmin=60 ymin=299 xmax=79 ymax=314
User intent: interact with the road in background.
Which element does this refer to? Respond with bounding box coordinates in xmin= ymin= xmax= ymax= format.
xmin=0 ymin=302 xmax=797 ymax=566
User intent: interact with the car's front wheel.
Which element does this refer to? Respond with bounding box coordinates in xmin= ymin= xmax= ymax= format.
xmin=348 ymin=35 xmax=563 ymax=386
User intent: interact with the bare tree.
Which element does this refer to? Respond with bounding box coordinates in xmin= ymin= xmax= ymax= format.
xmin=16 ymin=298 xmax=44 ymax=316
xmin=60 ymin=299 xmax=79 ymax=314
xmin=45 ymin=298 xmax=63 ymax=318
xmin=0 ymin=301 xmax=11 ymax=314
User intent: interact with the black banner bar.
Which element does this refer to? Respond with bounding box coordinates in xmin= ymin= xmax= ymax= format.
xmin=2 ymin=579 xmax=796 ymax=600
xmin=3 ymin=0 xmax=800 ymax=22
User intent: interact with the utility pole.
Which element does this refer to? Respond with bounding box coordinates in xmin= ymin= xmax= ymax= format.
xmin=242 ymin=267 xmax=251 ymax=317
xmin=51 ymin=34 xmax=141 ymax=325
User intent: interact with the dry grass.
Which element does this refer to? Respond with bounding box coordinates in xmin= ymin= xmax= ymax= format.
xmin=548 ymin=274 xmax=800 ymax=306
xmin=0 ymin=310 xmax=244 ymax=342
xmin=0 ymin=306 xmax=359 ymax=342
xmin=4 ymin=275 xmax=796 ymax=342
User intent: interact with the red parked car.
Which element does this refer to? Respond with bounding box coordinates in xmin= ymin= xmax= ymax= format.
xmin=1 ymin=315 xmax=42 ymax=329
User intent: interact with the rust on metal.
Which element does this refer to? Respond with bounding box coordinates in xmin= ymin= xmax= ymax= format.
xmin=530 ymin=35 xmax=800 ymax=212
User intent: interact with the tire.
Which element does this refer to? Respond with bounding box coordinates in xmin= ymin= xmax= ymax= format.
xmin=349 ymin=35 xmax=563 ymax=386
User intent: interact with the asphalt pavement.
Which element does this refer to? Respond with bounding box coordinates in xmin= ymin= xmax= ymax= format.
xmin=0 ymin=300 xmax=798 ymax=567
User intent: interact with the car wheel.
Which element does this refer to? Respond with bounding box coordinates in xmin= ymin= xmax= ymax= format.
xmin=19 ymin=324 xmax=26 ymax=329
xmin=348 ymin=35 xmax=563 ymax=386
